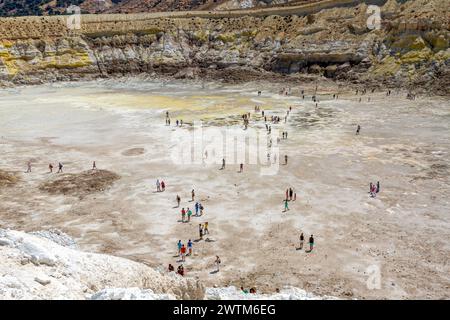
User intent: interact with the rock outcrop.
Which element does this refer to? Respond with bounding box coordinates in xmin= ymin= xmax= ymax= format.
xmin=0 ymin=229 xmax=205 ymax=300
xmin=0 ymin=0 xmax=448 ymax=94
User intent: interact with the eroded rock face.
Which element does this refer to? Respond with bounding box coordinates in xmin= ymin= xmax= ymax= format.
xmin=0 ymin=0 xmax=448 ymax=93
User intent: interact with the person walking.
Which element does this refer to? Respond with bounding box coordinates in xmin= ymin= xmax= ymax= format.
xmin=57 ymin=162 xmax=63 ymax=173
xmin=180 ymin=244 xmax=186 ymax=262
xmin=48 ymin=163 xmax=53 ymax=173
xmin=177 ymin=240 xmax=182 ymax=255
xmin=195 ymin=202 xmax=199 ymax=216
xmin=299 ymin=233 xmax=304 ymax=250
xmin=284 ymin=199 xmax=289 ymax=212
xmin=25 ymin=161 xmax=32 ymax=173
xmin=376 ymin=181 xmax=380 ymax=194
xmin=187 ymin=239 xmax=193 ymax=256
xmin=156 ymin=179 xmax=161 ymax=192
xmin=309 ymin=235 xmax=315 ymax=252
xmin=161 ymin=180 xmax=165 ymax=192
xmin=176 ymin=195 xmax=181 ymax=207
xmin=214 ymin=256 xmax=221 ymax=272
xmin=199 ymin=224 xmax=203 ymax=240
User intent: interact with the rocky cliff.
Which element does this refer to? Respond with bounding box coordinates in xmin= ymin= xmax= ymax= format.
xmin=0 ymin=0 xmax=448 ymax=94
xmin=0 ymin=228 xmax=205 ymax=299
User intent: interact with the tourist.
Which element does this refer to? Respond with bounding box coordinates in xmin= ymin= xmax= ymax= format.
xmin=221 ymin=158 xmax=225 ymax=170
xmin=289 ymin=188 xmax=293 ymax=201
xmin=239 ymin=163 xmax=243 ymax=173
xmin=180 ymin=244 xmax=186 ymax=262
xmin=285 ymin=155 xmax=288 ymax=165
xmin=294 ymin=192 xmax=297 ymax=201
xmin=168 ymin=264 xmax=174 ymax=272
xmin=156 ymin=179 xmax=161 ymax=192
xmin=204 ymin=222 xmax=209 ymax=235
xmin=57 ymin=162 xmax=63 ymax=173
xmin=48 ymin=163 xmax=53 ymax=173
xmin=199 ymin=203 xmax=204 ymax=216
xmin=215 ymin=256 xmax=221 ymax=272
xmin=177 ymin=240 xmax=182 ymax=255
xmin=299 ymin=233 xmax=304 ymax=250
xmin=376 ymin=181 xmax=380 ymax=193
xmin=187 ymin=208 xmax=192 ymax=222
xmin=26 ymin=161 xmax=32 ymax=173
xmin=356 ymin=125 xmax=361 ymax=135
xmin=284 ymin=199 xmax=289 ymax=212
xmin=199 ymin=224 xmax=203 ymax=240
xmin=309 ymin=235 xmax=314 ymax=252
xmin=181 ymin=208 xmax=186 ymax=222
xmin=191 ymin=189 xmax=195 ymax=201
xmin=370 ymin=183 xmax=377 ymax=198
xmin=187 ymin=239 xmax=193 ymax=256
xmin=177 ymin=265 xmax=184 ymax=276
xmin=195 ymin=202 xmax=199 ymax=216
xmin=176 ymin=195 xmax=181 ymax=207
xmin=92 ymin=161 xmax=97 ymax=170
xmin=161 ymin=180 xmax=165 ymax=192
xmin=285 ymin=189 xmax=289 ymax=201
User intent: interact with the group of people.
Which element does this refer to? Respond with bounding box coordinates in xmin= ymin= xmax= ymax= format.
xmin=283 ymin=187 xmax=297 ymax=211
xmin=298 ymin=233 xmax=315 ymax=252
xmin=198 ymin=222 xmax=209 ymax=240
xmin=177 ymin=239 xmax=194 ymax=262
xmin=240 ymin=287 xmax=258 ymax=294
xmin=168 ymin=263 xmax=185 ymax=277
xmin=156 ymin=179 xmax=166 ymax=192
xmin=180 ymin=203 xmax=205 ymax=222
xmin=26 ymin=161 xmax=98 ymax=174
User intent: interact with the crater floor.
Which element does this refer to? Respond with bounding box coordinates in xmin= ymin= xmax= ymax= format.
xmin=0 ymin=79 xmax=449 ymax=299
